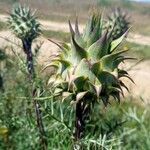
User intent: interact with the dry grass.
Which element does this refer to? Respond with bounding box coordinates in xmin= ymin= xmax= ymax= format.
xmin=0 ymin=0 xmax=149 ymax=35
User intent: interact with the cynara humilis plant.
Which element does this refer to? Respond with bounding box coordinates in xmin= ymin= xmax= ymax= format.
xmin=45 ymin=12 xmax=133 ymax=148
xmin=105 ymin=8 xmax=130 ymax=40
xmin=8 ymin=5 xmax=47 ymax=149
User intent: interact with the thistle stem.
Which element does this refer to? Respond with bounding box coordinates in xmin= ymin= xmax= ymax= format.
xmin=74 ymin=100 xmax=90 ymax=149
xmin=74 ymin=101 xmax=85 ymax=141
xmin=22 ymin=40 xmax=48 ymax=150
xmin=22 ymin=40 xmax=35 ymax=79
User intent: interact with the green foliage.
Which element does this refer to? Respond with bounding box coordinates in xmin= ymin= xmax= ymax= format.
xmin=84 ymin=101 xmax=150 ymax=149
xmin=1 ymin=76 xmax=150 ymax=150
xmin=0 ymin=50 xmax=148 ymax=150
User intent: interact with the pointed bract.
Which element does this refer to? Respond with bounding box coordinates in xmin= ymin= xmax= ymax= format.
xmin=47 ymin=11 xmax=133 ymax=107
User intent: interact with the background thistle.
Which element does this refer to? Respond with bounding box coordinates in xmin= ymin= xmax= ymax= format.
xmin=105 ymin=8 xmax=130 ymax=40
xmin=8 ymin=5 xmax=47 ymax=150
xmin=46 ymin=12 xmax=133 ymax=147
xmin=8 ymin=5 xmax=41 ymax=77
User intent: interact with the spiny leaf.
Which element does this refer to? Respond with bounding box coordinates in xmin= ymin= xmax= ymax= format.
xmin=62 ymin=92 xmax=74 ymax=102
xmin=69 ymin=20 xmax=75 ymax=37
xmin=118 ymin=69 xmax=135 ymax=83
xmin=71 ymin=34 xmax=87 ymax=64
xmin=87 ymin=30 xmax=109 ymax=62
xmin=42 ymin=61 xmax=59 ymax=71
xmin=120 ymin=80 xmax=129 ymax=92
xmin=74 ymin=19 xmax=86 ymax=49
xmin=74 ymin=76 xmax=88 ymax=91
xmin=74 ymin=59 xmax=96 ymax=83
xmin=75 ymin=18 xmax=80 ymax=36
xmin=100 ymin=50 xmax=128 ymax=72
xmin=83 ymin=16 xmax=93 ymax=41
xmin=76 ymin=91 xmax=88 ymax=103
xmin=94 ymin=84 xmax=102 ymax=98
xmin=98 ymin=71 xmax=119 ymax=86
xmin=110 ymin=30 xmax=129 ymax=52
xmin=48 ymin=39 xmax=64 ymax=50
xmin=86 ymin=21 xmax=102 ymax=47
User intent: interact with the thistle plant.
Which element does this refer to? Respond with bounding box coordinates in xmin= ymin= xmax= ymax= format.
xmin=8 ymin=5 xmax=47 ymax=149
xmin=105 ymin=8 xmax=130 ymax=40
xmin=8 ymin=5 xmax=41 ymax=78
xmin=46 ymin=12 xmax=133 ymax=147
